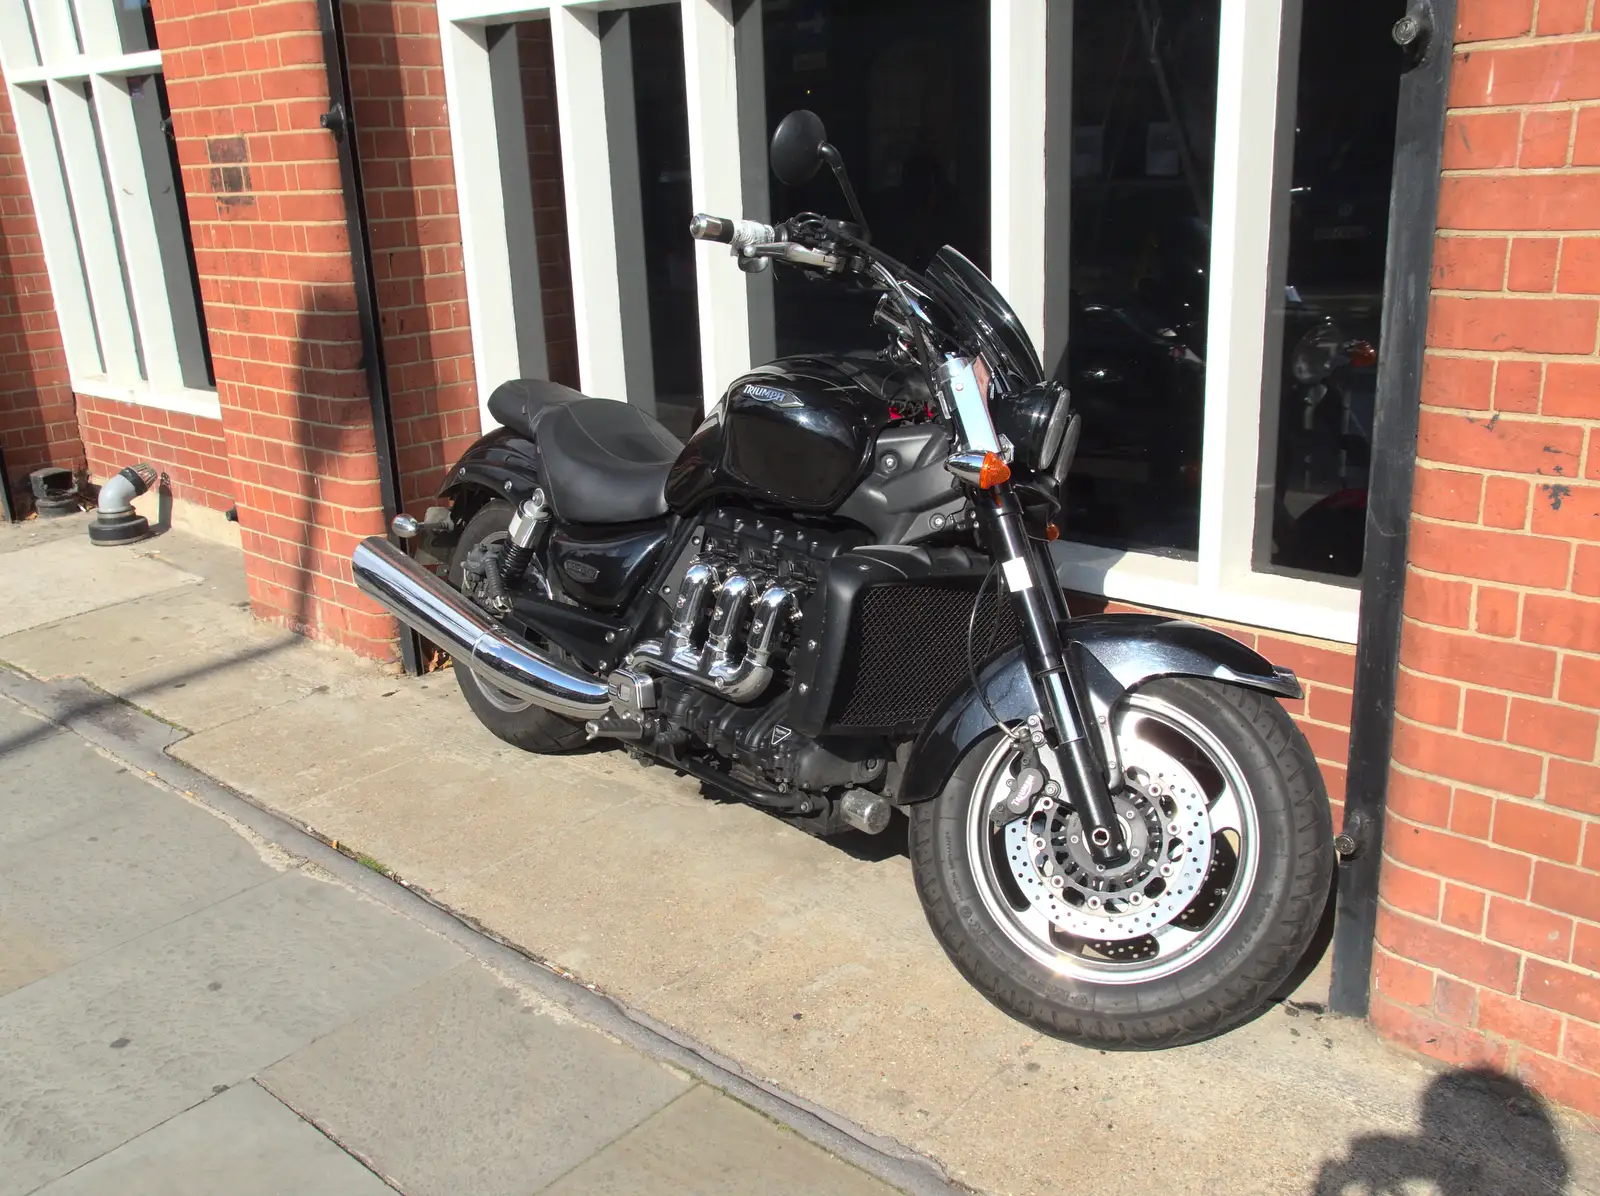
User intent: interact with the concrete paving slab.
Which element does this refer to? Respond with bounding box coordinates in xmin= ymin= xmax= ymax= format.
xmin=36 ymin=1081 xmax=394 ymax=1196
xmin=0 ymin=512 xmax=91 ymax=554
xmin=0 ymin=871 xmax=464 ymax=1195
xmin=0 ymin=912 xmax=66 ymax=996
xmin=0 ymin=584 xmax=379 ymax=734
xmin=0 ymin=703 xmax=128 ymax=845
xmin=261 ymin=962 xmax=692 ymax=1196
xmin=0 ymin=728 xmax=275 ymax=965
xmin=542 ymin=1083 xmax=898 ymax=1196
xmin=0 ymin=534 xmax=200 ymax=637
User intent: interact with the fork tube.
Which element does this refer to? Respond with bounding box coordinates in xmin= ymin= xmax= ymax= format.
xmin=982 ymin=486 xmax=1126 ymax=863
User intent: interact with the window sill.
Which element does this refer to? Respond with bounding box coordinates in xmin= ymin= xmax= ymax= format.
xmin=72 ymin=377 xmax=222 ymax=422
xmin=1052 ymin=541 xmax=1361 ymax=645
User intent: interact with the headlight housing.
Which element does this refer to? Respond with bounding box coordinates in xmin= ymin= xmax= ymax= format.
xmin=989 ymin=382 xmax=1073 ymax=472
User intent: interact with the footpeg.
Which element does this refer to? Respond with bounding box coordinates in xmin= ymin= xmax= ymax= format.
xmin=585 ymin=714 xmax=646 ymax=742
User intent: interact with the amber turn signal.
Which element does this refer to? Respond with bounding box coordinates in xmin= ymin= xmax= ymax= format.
xmin=1045 ymin=522 xmax=1060 ymax=541
xmin=977 ymin=452 xmax=1011 ymax=489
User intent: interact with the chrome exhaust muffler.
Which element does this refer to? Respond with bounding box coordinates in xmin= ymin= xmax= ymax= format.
xmin=351 ymin=536 xmax=610 ymax=720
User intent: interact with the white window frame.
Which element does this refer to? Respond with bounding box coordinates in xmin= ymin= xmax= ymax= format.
xmin=437 ymin=0 xmax=1360 ymax=643
xmin=0 ymin=0 xmax=219 ymax=421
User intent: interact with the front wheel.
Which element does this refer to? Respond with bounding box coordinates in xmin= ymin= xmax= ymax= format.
xmin=910 ymin=677 xmax=1332 ymax=1048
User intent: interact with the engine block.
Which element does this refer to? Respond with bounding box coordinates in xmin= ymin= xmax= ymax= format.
xmin=618 ymin=510 xmax=856 ymax=704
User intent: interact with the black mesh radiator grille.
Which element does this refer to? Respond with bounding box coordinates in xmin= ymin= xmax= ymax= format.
xmin=828 ymin=580 xmax=1020 ymax=732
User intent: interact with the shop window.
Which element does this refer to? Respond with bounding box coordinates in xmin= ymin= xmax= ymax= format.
xmin=435 ymin=0 xmax=1393 ymax=641
xmin=629 ymin=5 xmax=703 ymax=435
xmin=1058 ymin=0 xmax=1220 ymax=558
xmin=0 ymin=0 xmax=217 ymax=418
xmin=760 ymin=0 xmax=990 ymax=358
xmin=1255 ymin=0 xmax=1404 ymax=583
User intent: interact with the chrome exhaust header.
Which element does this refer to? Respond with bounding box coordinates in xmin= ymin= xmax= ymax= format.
xmin=351 ymin=536 xmax=610 ymax=720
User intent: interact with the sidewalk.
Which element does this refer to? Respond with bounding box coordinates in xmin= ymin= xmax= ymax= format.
xmin=3 ymin=513 xmax=1598 ymax=1196
xmin=0 ymin=660 xmax=918 ymax=1193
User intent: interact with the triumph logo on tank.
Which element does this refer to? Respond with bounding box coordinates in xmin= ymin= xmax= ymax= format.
xmin=742 ymin=384 xmax=803 ymax=408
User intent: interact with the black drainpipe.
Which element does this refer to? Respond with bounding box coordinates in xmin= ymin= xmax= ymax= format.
xmin=0 ymin=443 xmax=14 ymax=522
xmin=1329 ymin=0 xmax=1456 ymax=1016
xmin=315 ymin=0 xmax=423 ymax=676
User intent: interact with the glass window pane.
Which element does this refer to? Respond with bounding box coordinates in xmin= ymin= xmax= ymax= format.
xmin=133 ymin=73 xmax=214 ymax=389
xmin=1056 ymin=0 xmax=1219 ymax=558
xmin=39 ymin=85 xmax=106 ymax=370
xmin=629 ymin=4 xmax=702 ymax=437
xmin=114 ymin=0 xmax=157 ymax=54
xmin=82 ymin=80 xmax=145 ymax=381
xmin=761 ymin=0 xmax=989 ymax=358
xmin=503 ymin=19 xmax=579 ymax=390
xmin=1255 ymin=0 xmax=1403 ymax=582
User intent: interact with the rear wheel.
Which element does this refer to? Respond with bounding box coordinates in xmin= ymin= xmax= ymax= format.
xmin=909 ymin=677 xmax=1332 ymax=1047
xmin=448 ymin=499 xmax=588 ymax=753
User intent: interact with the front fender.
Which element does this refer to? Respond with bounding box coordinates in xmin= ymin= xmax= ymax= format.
xmin=894 ymin=614 xmax=1303 ymax=804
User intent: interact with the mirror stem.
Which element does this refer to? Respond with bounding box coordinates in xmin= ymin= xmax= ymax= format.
xmin=819 ymin=143 xmax=870 ymax=243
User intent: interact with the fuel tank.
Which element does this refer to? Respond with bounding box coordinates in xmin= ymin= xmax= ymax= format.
xmin=665 ymin=353 xmax=914 ymax=514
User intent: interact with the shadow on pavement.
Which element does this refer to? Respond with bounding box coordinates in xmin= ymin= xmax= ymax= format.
xmin=0 ymin=636 xmax=298 ymax=757
xmin=1312 ymin=1066 xmax=1570 ymax=1195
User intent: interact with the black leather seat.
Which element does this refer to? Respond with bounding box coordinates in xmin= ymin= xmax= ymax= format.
xmin=486 ymin=379 xmax=683 ymax=524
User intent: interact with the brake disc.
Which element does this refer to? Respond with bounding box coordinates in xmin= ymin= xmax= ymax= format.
xmin=1003 ymin=742 xmax=1212 ymax=943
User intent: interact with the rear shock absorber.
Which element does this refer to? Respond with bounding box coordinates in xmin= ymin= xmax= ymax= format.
xmin=499 ymin=488 xmax=550 ymax=584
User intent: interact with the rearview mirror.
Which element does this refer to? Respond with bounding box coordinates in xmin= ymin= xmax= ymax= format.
xmin=770 ymin=110 xmax=827 ymax=187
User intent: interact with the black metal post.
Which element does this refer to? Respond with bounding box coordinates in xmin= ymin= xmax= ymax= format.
xmin=1329 ymin=0 xmax=1456 ymax=1016
xmin=315 ymin=0 xmax=423 ymax=676
xmin=0 ymin=443 xmax=15 ymax=522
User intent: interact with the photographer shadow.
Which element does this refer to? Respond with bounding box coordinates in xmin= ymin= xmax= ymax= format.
xmin=1313 ymin=1067 xmax=1572 ymax=1195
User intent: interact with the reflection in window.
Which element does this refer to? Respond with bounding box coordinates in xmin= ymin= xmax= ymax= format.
xmin=1057 ymin=0 xmax=1220 ymax=558
xmin=1255 ymin=0 xmax=1403 ymax=582
xmin=630 ymin=4 xmax=703 ymax=434
xmin=132 ymin=74 xmax=213 ymax=389
xmin=761 ymin=0 xmax=989 ymax=358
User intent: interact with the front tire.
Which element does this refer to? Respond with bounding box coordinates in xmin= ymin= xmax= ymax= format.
xmin=909 ymin=677 xmax=1332 ymax=1048
xmin=448 ymin=499 xmax=588 ymax=754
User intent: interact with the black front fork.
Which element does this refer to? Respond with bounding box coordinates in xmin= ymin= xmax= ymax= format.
xmin=981 ymin=485 xmax=1127 ymax=864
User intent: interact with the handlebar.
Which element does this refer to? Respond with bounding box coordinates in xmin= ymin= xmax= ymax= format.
xmin=689 ymin=214 xmax=778 ymax=248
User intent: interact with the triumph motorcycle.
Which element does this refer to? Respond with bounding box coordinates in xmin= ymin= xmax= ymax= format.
xmin=351 ymin=110 xmax=1333 ymax=1047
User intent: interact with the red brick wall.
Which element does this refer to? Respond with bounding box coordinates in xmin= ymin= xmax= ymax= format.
xmin=152 ymin=0 xmax=395 ymax=656
xmin=77 ymin=396 xmax=233 ymax=513
xmin=0 ymin=71 xmax=82 ymax=504
xmin=1371 ymin=0 xmax=1600 ymax=1117
xmin=345 ymin=0 xmax=479 ymax=509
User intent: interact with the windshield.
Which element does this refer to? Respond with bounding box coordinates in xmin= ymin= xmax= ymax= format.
xmin=921 ymin=246 xmax=1044 ymax=387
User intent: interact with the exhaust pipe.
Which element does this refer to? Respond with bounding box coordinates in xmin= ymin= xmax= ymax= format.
xmin=351 ymin=536 xmax=610 ymax=720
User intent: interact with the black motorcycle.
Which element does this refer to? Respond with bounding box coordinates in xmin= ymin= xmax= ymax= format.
xmin=352 ymin=111 xmax=1333 ymax=1047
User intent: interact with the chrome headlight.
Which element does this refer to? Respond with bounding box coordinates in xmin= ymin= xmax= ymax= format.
xmin=990 ymin=382 xmax=1073 ymax=472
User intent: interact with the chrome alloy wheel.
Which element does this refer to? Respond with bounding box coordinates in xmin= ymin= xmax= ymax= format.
xmin=966 ymin=692 xmax=1261 ymax=984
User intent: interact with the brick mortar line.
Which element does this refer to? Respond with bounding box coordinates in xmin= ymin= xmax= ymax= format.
xmin=1396 ymin=656 xmax=1600 ymax=708
xmin=1452 ymin=29 xmax=1600 ymax=49
xmin=1393 ymin=703 xmax=1600 ymax=764
xmin=1388 ymin=760 xmax=1598 ymax=838
xmin=1376 ymin=888 xmax=1588 ymax=982
xmin=1417 ymin=402 xmax=1600 ymax=426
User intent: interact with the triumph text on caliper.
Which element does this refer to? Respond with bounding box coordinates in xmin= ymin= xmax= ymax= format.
xmin=352 ymin=109 xmax=1333 ymax=1047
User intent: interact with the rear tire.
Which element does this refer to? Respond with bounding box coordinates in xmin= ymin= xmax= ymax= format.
xmin=909 ymin=677 xmax=1332 ymax=1048
xmin=448 ymin=500 xmax=589 ymax=754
